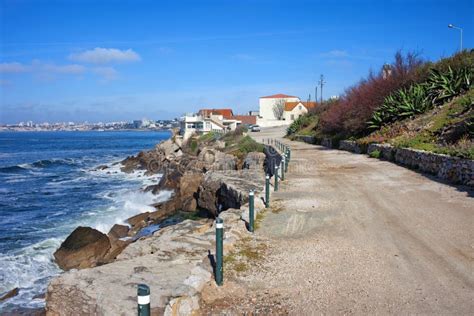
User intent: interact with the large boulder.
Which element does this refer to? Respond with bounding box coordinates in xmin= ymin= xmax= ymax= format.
xmin=179 ymin=171 xmax=204 ymax=212
xmin=198 ymin=148 xmax=237 ymax=171
xmin=54 ymin=227 xmax=111 ymax=271
xmin=197 ymin=170 xmax=265 ymax=216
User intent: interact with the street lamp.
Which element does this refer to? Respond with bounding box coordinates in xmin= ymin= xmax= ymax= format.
xmin=448 ymin=24 xmax=463 ymax=51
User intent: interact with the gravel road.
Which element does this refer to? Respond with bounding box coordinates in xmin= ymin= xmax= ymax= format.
xmin=201 ymin=126 xmax=473 ymax=315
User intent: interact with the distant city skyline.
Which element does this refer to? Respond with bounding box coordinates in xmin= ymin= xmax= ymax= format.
xmin=1 ymin=0 xmax=473 ymax=124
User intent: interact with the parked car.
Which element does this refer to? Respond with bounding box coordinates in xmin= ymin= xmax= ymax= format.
xmin=251 ymin=125 xmax=261 ymax=132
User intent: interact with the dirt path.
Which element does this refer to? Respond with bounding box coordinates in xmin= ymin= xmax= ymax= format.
xmin=201 ymin=127 xmax=474 ymax=315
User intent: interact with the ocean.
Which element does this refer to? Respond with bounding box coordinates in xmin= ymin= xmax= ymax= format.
xmin=0 ymin=130 xmax=172 ymax=311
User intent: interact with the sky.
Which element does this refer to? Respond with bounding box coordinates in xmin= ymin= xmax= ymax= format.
xmin=0 ymin=0 xmax=473 ymax=124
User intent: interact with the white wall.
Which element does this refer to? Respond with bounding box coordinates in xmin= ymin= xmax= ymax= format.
xmin=283 ymin=103 xmax=309 ymax=122
xmin=259 ymin=97 xmax=300 ymax=120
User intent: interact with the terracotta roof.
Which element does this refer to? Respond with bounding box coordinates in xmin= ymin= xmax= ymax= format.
xmin=232 ymin=115 xmax=257 ymax=125
xmin=284 ymin=101 xmax=317 ymax=111
xmin=198 ymin=108 xmax=234 ymax=119
xmin=260 ymin=93 xmax=298 ymax=99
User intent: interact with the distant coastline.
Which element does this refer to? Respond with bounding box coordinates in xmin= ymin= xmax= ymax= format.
xmin=0 ymin=128 xmax=174 ymax=132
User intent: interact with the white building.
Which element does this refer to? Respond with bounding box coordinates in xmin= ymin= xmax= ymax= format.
xmin=257 ymin=93 xmax=300 ymax=127
xmin=180 ymin=109 xmax=241 ymax=140
xmin=283 ymin=101 xmax=317 ymax=122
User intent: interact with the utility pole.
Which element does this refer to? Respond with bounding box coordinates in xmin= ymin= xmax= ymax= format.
xmin=315 ymin=86 xmax=318 ymax=104
xmin=318 ymin=74 xmax=326 ymax=104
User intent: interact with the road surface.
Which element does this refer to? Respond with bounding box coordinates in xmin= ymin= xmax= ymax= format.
xmin=203 ymin=126 xmax=474 ymax=315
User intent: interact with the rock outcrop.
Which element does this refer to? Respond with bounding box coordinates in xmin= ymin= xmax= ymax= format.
xmin=46 ymin=207 xmax=254 ymax=315
xmin=53 ymin=227 xmax=111 ymax=270
xmin=197 ymin=169 xmax=265 ymax=216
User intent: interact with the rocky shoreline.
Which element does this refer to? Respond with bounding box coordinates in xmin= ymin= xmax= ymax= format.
xmin=42 ymin=130 xmax=278 ymax=314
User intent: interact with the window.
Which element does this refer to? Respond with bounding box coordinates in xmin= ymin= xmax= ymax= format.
xmin=291 ymin=114 xmax=294 ymax=120
xmin=298 ymin=105 xmax=302 ymax=110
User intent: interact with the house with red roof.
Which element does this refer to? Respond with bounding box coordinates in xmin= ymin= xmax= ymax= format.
xmin=258 ymin=93 xmax=300 ymax=126
xmin=283 ymin=101 xmax=317 ymax=121
xmin=180 ymin=108 xmax=242 ymax=140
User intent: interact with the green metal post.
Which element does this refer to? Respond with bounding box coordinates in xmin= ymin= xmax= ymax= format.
xmin=215 ymin=217 xmax=223 ymax=286
xmin=285 ymin=153 xmax=289 ymax=173
xmin=281 ymin=158 xmax=285 ymax=181
xmin=249 ymin=190 xmax=254 ymax=232
xmin=274 ymin=166 xmax=279 ymax=191
xmin=137 ymin=284 xmax=150 ymax=316
xmin=265 ymin=175 xmax=270 ymax=208
xmin=288 ymin=148 xmax=291 ymax=161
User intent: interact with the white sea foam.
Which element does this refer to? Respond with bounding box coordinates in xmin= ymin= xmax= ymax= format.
xmin=0 ymin=158 xmax=173 ymax=310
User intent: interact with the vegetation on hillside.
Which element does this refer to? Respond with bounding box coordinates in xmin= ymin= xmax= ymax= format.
xmin=184 ymin=125 xmax=264 ymax=160
xmin=287 ymin=50 xmax=474 ymax=159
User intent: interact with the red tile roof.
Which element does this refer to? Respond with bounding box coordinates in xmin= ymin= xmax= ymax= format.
xmin=198 ymin=108 xmax=234 ymax=119
xmin=232 ymin=115 xmax=257 ymax=125
xmin=284 ymin=101 xmax=317 ymax=111
xmin=260 ymin=93 xmax=298 ymax=99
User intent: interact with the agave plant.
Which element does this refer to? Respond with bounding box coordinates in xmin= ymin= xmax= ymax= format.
xmin=368 ymin=66 xmax=473 ymax=131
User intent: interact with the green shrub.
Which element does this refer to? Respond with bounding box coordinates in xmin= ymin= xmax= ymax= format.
xmin=368 ymin=65 xmax=473 ymax=130
xmin=369 ymin=150 xmax=381 ymax=158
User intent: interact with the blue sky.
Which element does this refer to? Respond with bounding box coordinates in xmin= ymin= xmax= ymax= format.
xmin=1 ymin=0 xmax=472 ymax=123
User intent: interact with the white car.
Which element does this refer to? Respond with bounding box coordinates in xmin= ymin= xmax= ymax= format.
xmin=251 ymin=125 xmax=261 ymax=132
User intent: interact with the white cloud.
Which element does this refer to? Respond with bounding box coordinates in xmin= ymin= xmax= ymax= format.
xmin=69 ymin=47 xmax=141 ymax=64
xmin=92 ymin=67 xmax=119 ymax=81
xmin=39 ymin=63 xmax=86 ymax=74
xmin=0 ymin=62 xmax=30 ymax=73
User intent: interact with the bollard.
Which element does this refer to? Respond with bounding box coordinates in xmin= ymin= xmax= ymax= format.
xmin=288 ymin=148 xmax=291 ymax=161
xmin=285 ymin=153 xmax=289 ymax=173
xmin=249 ymin=190 xmax=255 ymax=232
xmin=265 ymin=174 xmax=270 ymax=208
xmin=281 ymin=158 xmax=285 ymax=181
xmin=215 ymin=217 xmax=224 ymax=286
xmin=137 ymin=284 xmax=150 ymax=316
xmin=274 ymin=166 xmax=279 ymax=191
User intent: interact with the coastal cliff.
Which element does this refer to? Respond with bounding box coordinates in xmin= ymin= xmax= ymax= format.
xmin=45 ymin=130 xmax=275 ymax=314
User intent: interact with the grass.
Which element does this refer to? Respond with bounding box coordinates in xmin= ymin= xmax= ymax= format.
xmin=223 ymin=236 xmax=267 ymax=275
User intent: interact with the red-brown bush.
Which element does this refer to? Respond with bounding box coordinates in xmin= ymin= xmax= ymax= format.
xmin=319 ymin=51 xmax=426 ymax=137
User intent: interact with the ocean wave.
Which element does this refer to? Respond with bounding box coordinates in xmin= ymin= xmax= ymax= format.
xmin=0 ymin=158 xmax=78 ymax=174
xmin=0 ymin=165 xmax=29 ymax=173
xmin=0 ymin=238 xmax=62 ymax=310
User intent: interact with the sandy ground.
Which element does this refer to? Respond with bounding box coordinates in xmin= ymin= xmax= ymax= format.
xmin=200 ymin=126 xmax=474 ymax=315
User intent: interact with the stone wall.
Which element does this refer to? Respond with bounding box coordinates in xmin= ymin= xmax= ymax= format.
xmin=293 ymin=135 xmax=317 ymax=144
xmin=339 ymin=140 xmax=366 ymax=154
xmin=354 ymin=143 xmax=473 ymax=186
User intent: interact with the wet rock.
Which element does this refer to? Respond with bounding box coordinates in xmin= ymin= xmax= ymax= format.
xmin=53 ymin=227 xmax=111 ymax=271
xmin=127 ymin=212 xmax=150 ymax=235
xmin=0 ymin=287 xmax=19 ymax=302
xmin=108 ymin=224 xmax=129 ymax=241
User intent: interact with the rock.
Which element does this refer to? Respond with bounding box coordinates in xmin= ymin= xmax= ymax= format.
xmin=149 ymin=199 xmax=178 ymax=223
xmin=243 ymin=152 xmax=266 ymax=170
xmin=164 ymin=296 xmax=200 ymax=316
xmin=179 ymin=171 xmax=203 ymax=212
xmin=127 ymin=212 xmax=150 ymax=227
xmin=198 ymin=148 xmax=236 ymax=171
xmin=156 ymin=165 xmax=183 ymax=191
xmin=0 ymin=287 xmax=19 ymax=302
xmin=127 ymin=212 xmax=150 ymax=235
xmin=108 ymin=224 xmax=129 ymax=241
xmin=197 ymin=170 xmax=265 ymax=216
xmin=53 ymin=227 xmax=111 ymax=270
xmin=46 ymin=219 xmax=218 ymax=315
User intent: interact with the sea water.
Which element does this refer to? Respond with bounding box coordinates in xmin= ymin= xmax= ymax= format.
xmin=0 ymin=130 xmax=171 ymax=311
